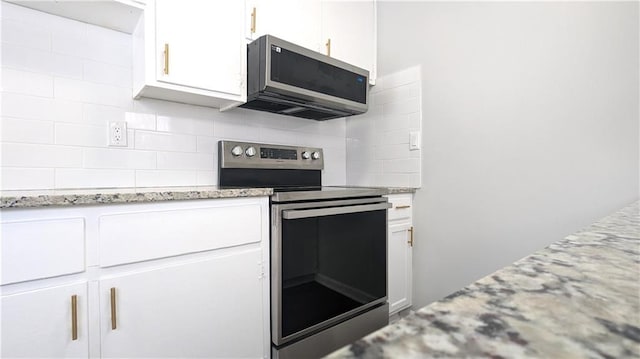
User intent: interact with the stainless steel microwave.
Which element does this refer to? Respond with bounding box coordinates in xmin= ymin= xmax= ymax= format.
xmin=239 ymin=35 xmax=369 ymax=121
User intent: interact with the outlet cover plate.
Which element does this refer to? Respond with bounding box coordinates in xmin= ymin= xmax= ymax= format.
xmin=109 ymin=121 xmax=128 ymax=147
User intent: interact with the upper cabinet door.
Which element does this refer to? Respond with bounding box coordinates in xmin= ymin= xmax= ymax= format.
xmin=247 ymin=0 xmax=322 ymax=52
xmin=155 ymin=0 xmax=244 ymax=95
xmin=321 ymin=0 xmax=376 ymax=84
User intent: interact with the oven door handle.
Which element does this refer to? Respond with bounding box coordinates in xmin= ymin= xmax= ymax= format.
xmin=282 ymin=202 xmax=392 ymax=220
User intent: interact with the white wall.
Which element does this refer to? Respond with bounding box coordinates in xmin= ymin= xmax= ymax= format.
xmin=0 ymin=2 xmax=346 ymax=190
xmin=377 ymin=1 xmax=639 ymax=308
xmin=346 ymin=66 xmax=422 ymax=188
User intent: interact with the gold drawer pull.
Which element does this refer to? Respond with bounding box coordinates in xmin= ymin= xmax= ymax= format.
xmin=71 ymin=295 xmax=78 ymax=340
xmin=110 ymin=287 xmax=117 ymax=330
xmin=395 ymin=205 xmax=411 ymax=209
xmin=250 ymin=7 xmax=257 ymax=34
xmin=325 ymin=38 xmax=331 ymax=57
xmin=163 ymin=43 xmax=169 ymax=75
xmin=408 ymin=226 xmax=414 ymax=247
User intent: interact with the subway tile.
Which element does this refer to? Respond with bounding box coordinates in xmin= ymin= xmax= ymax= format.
xmin=377 ymin=129 xmax=409 ymax=145
xmin=2 ymin=68 xmax=54 ymax=97
xmin=55 ymin=168 xmax=135 ymax=188
xmin=383 ymin=98 xmax=420 ymax=117
xmin=216 ymin=118 xmax=261 ymax=142
xmin=408 ymin=112 xmax=421 ymax=130
xmin=83 ymin=148 xmax=156 ymax=169
xmin=375 ymin=173 xmax=409 ymax=187
xmin=2 ymin=93 xmax=83 ymax=122
xmin=1 ymin=43 xmax=84 ymax=79
xmin=83 ymin=60 xmax=132 ymax=88
xmin=54 ymin=77 xmax=133 ymax=109
xmin=82 ymin=104 xmax=126 ymax=126
xmin=196 ymin=136 xmax=217 ymax=153
xmin=196 ymin=170 xmax=218 ymax=186
xmin=125 ymin=112 xmax=156 ymax=130
xmin=1 ymin=167 xmax=55 ymax=190
xmin=135 ymin=170 xmax=197 ymax=187
xmin=135 ymin=130 xmax=196 ymax=152
xmin=383 ymin=158 xmax=420 ymax=174
xmin=1 ymin=117 xmax=54 ymax=144
xmin=1 ymin=18 xmax=51 ymax=51
xmin=383 ymin=65 xmax=421 ymax=90
xmin=408 ymin=173 xmax=421 ymax=188
xmin=157 ymin=115 xmax=214 ymax=136
xmin=157 ymin=152 xmax=214 ymax=171
xmin=85 ymin=24 xmax=131 ymax=67
xmin=1 ymin=143 xmax=82 ymax=168
xmin=375 ymin=83 xmax=419 ymax=105
xmin=55 ymin=123 xmax=108 ymax=147
xmin=374 ymin=144 xmax=410 ymax=161
xmin=377 ymin=113 xmax=409 ymax=132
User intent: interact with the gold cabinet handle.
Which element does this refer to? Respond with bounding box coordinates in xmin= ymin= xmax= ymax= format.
xmin=408 ymin=226 xmax=414 ymax=247
xmin=250 ymin=7 xmax=257 ymax=34
xmin=395 ymin=205 xmax=411 ymax=209
xmin=71 ymin=295 xmax=78 ymax=340
xmin=110 ymin=287 xmax=117 ymax=330
xmin=163 ymin=43 xmax=169 ymax=75
xmin=325 ymin=38 xmax=331 ymax=57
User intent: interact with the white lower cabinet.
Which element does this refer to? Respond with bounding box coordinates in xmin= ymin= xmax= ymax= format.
xmin=100 ymin=249 xmax=264 ymax=358
xmin=386 ymin=194 xmax=414 ymax=316
xmin=0 ymin=197 xmax=270 ymax=358
xmin=1 ymin=282 xmax=90 ymax=358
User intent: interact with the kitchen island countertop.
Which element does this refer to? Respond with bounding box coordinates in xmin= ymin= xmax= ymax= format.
xmin=327 ymin=200 xmax=640 ymax=358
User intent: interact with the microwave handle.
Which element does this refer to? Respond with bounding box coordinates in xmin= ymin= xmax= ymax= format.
xmin=282 ymin=202 xmax=391 ymax=220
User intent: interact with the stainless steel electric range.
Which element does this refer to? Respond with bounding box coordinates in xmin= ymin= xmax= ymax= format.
xmin=218 ymin=140 xmax=390 ymax=359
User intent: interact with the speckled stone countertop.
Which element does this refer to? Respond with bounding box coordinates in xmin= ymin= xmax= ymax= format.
xmin=0 ymin=186 xmax=274 ymax=208
xmin=327 ymin=201 xmax=640 ymax=359
xmin=0 ymin=186 xmax=416 ymax=208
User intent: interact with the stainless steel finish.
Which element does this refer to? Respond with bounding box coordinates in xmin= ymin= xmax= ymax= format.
xmin=262 ymin=35 xmax=368 ymax=115
xmin=312 ymin=151 xmax=320 ymax=160
xmin=272 ymin=303 xmax=389 ymax=359
xmin=219 ymin=140 xmax=324 ymax=170
xmin=283 ymin=202 xmax=391 ymax=220
xmin=245 ymin=146 xmax=257 ymax=157
xmin=271 ymin=186 xmax=386 ymax=202
xmin=231 ymin=145 xmax=243 ymax=157
xmin=271 ymin=196 xmax=389 ymax=345
xmin=301 ymin=151 xmax=310 ymax=160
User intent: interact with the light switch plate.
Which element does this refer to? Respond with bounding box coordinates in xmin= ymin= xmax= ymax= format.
xmin=410 ymin=131 xmax=421 ymax=150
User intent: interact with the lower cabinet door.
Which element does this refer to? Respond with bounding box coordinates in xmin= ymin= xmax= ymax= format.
xmin=388 ymin=222 xmax=413 ymax=315
xmin=1 ymin=282 xmax=89 ymax=358
xmin=99 ymin=248 xmax=265 ymax=358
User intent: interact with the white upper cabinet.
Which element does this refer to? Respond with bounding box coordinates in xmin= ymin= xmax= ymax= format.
xmin=246 ymin=0 xmax=322 ymax=52
xmin=133 ymin=0 xmax=246 ymax=109
xmin=245 ymin=0 xmax=376 ymax=84
xmin=321 ymin=0 xmax=377 ymax=84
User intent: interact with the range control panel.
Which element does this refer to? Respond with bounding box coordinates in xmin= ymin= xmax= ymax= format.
xmin=219 ymin=141 xmax=324 ymax=170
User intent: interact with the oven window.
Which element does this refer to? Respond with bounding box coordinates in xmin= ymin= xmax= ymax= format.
xmin=281 ymin=209 xmax=386 ymax=338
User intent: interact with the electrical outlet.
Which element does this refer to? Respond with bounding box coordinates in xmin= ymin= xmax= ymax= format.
xmin=109 ymin=121 xmax=128 ymax=147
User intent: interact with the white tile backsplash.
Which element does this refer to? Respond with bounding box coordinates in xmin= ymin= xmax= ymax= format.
xmin=346 ymin=66 xmax=422 ymax=188
xmin=1 ymin=68 xmax=54 ymax=97
xmin=1 ymin=117 xmax=54 ymax=144
xmin=0 ymin=2 xmax=347 ymax=190
xmin=1 ymin=168 xmax=55 ymax=190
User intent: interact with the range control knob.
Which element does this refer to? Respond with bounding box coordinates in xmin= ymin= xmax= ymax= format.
xmin=231 ymin=145 xmax=243 ymax=157
xmin=245 ymin=146 xmax=257 ymax=157
xmin=312 ymin=151 xmax=321 ymax=160
xmin=301 ymin=151 xmax=311 ymax=160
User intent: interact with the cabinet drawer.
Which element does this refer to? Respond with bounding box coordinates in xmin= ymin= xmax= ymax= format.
xmin=99 ymin=204 xmax=262 ymax=267
xmin=387 ymin=195 xmax=413 ymax=221
xmin=1 ymin=218 xmax=85 ymax=285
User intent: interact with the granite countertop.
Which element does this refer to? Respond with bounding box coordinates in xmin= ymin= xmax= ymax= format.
xmin=0 ymin=186 xmax=274 ymax=208
xmin=328 ymin=201 xmax=640 ymax=358
xmin=0 ymin=186 xmax=417 ymax=208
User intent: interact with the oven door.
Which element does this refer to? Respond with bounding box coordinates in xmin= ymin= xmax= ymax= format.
xmin=271 ymin=197 xmax=390 ymax=346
